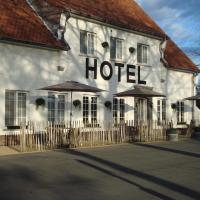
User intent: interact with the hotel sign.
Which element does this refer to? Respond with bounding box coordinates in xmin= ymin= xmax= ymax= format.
xmin=85 ymin=58 xmax=146 ymax=85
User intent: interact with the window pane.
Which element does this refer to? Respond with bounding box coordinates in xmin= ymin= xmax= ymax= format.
xmin=110 ymin=37 xmax=116 ymax=59
xmin=80 ymin=31 xmax=87 ymax=54
xmin=17 ymin=93 xmax=27 ymax=125
xmin=113 ymin=98 xmax=118 ymax=123
xmin=88 ymin=33 xmax=95 ymax=55
xmin=5 ymin=91 xmax=16 ymax=126
xmin=83 ymin=96 xmax=89 ymax=124
xmin=120 ymin=99 xmax=125 ymax=122
xmin=91 ymin=97 xmax=97 ymax=123
xmin=157 ymin=100 xmax=161 ymax=123
xmin=116 ymin=39 xmax=122 ymax=60
xmin=143 ymin=46 xmax=148 ymax=64
xmin=58 ymin=95 xmax=65 ymax=123
xmin=48 ymin=94 xmax=55 ymax=123
xmin=137 ymin=44 xmax=142 ymax=63
xmin=137 ymin=44 xmax=149 ymax=64
xmin=162 ymin=100 xmax=166 ymax=121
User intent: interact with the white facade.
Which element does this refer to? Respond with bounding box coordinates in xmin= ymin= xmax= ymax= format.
xmin=0 ymin=15 xmax=197 ymax=133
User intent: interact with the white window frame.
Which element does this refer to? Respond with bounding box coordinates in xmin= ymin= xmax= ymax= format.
xmin=48 ymin=93 xmax=68 ymax=123
xmin=83 ymin=96 xmax=98 ymax=125
xmin=5 ymin=90 xmax=29 ymax=127
xmin=110 ymin=37 xmax=123 ymax=61
xmin=112 ymin=98 xmax=125 ymax=123
xmin=80 ymin=30 xmax=96 ymax=56
xmin=177 ymin=101 xmax=185 ymax=124
xmin=137 ymin=43 xmax=149 ymax=65
xmin=157 ymin=99 xmax=167 ymax=123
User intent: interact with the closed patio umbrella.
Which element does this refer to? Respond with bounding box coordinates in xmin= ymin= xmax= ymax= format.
xmin=39 ymin=81 xmax=104 ymax=127
xmin=115 ymin=85 xmax=166 ymax=97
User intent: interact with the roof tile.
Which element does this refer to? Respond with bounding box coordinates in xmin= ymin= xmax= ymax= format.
xmin=0 ymin=0 xmax=67 ymax=50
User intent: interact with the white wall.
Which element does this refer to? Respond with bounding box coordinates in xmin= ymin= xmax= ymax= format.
xmin=0 ymin=15 xmax=196 ymax=132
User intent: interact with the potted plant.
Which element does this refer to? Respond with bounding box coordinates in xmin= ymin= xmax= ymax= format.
xmin=104 ymin=101 xmax=112 ymax=110
xmin=73 ymin=99 xmax=81 ymax=109
xmin=35 ymin=98 xmax=45 ymax=108
xmin=102 ymin=42 xmax=109 ymax=48
xmin=129 ymin=47 xmax=136 ymax=53
xmin=167 ymin=121 xmax=178 ymax=141
xmin=171 ymin=103 xmax=177 ymax=110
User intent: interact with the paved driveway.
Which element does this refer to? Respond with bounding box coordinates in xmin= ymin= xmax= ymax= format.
xmin=0 ymin=139 xmax=200 ymax=200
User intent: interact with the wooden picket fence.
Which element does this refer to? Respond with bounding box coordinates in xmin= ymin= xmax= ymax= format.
xmin=3 ymin=120 xmax=170 ymax=152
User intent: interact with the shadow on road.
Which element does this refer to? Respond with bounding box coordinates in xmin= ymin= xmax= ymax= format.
xmin=134 ymin=142 xmax=200 ymax=158
xmin=78 ymin=159 xmax=176 ymax=200
xmin=64 ymin=148 xmax=200 ymax=200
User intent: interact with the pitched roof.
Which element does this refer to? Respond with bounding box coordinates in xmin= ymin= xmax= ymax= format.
xmin=38 ymin=0 xmax=198 ymax=72
xmin=44 ymin=0 xmax=166 ymax=38
xmin=164 ymin=40 xmax=199 ymax=72
xmin=0 ymin=0 xmax=68 ymax=50
xmin=0 ymin=0 xmax=198 ymax=72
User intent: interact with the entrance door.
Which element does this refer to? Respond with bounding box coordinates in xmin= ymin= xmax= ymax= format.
xmin=134 ymin=97 xmax=153 ymax=123
xmin=134 ymin=98 xmax=147 ymax=123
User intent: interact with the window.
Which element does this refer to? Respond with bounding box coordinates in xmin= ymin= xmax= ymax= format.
xmin=110 ymin=37 xmax=123 ymax=60
xmin=48 ymin=93 xmax=56 ymax=123
xmin=113 ymin=98 xmax=125 ymax=123
xmin=137 ymin=44 xmax=149 ymax=64
xmin=5 ymin=90 xmax=27 ymax=127
xmin=177 ymin=101 xmax=185 ymax=124
xmin=83 ymin=96 xmax=89 ymax=124
xmin=57 ymin=95 xmax=65 ymax=123
xmin=134 ymin=98 xmax=147 ymax=122
xmin=80 ymin=31 xmax=96 ymax=56
xmin=157 ymin=99 xmax=167 ymax=123
xmin=48 ymin=93 xmax=66 ymax=123
xmin=91 ymin=97 xmax=97 ymax=123
xmin=83 ymin=96 xmax=98 ymax=125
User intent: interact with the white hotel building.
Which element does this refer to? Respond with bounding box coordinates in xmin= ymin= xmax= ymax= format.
xmin=0 ymin=0 xmax=199 ymax=133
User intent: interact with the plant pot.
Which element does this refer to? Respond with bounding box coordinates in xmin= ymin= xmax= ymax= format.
xmin=35 ymin=98 xmax=45 ymax=108
xmin=167 ymin=129 xmax=178 ymax=142
xmin=73 ymin=99 xmax=81 ymax=109
xmin=104 ymin=101 xmax=112 ymax=110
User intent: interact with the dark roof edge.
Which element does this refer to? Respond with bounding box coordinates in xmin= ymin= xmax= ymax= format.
xmin=0 ymin=37 xmax=70 ymax=51
xmin=69 ymin=12 xmax=165 ymax=41
xmin=167 ymin=66 xmax=200 ymax=74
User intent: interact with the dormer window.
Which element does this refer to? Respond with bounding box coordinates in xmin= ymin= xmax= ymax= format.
xmin=137 ymin=43 xmax=149 ymax=65
xmin=80 ymin=30 xmax=96 ymax=56
xmin=110 ymin=37 xmax=123 ymax=60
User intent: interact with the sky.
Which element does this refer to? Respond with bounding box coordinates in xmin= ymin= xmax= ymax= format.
xmin=135 ymin=0 xmax=200 ymax=65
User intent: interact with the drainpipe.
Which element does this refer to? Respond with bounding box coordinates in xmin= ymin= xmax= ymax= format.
xmin=159 ymin=37 xmax=169 ymax=67
xmin=192 ymin=73 xmax=198 ymax=121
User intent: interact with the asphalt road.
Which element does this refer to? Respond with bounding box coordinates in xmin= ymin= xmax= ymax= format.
xmin=0 ymin=139 xmax=200 ymax=200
